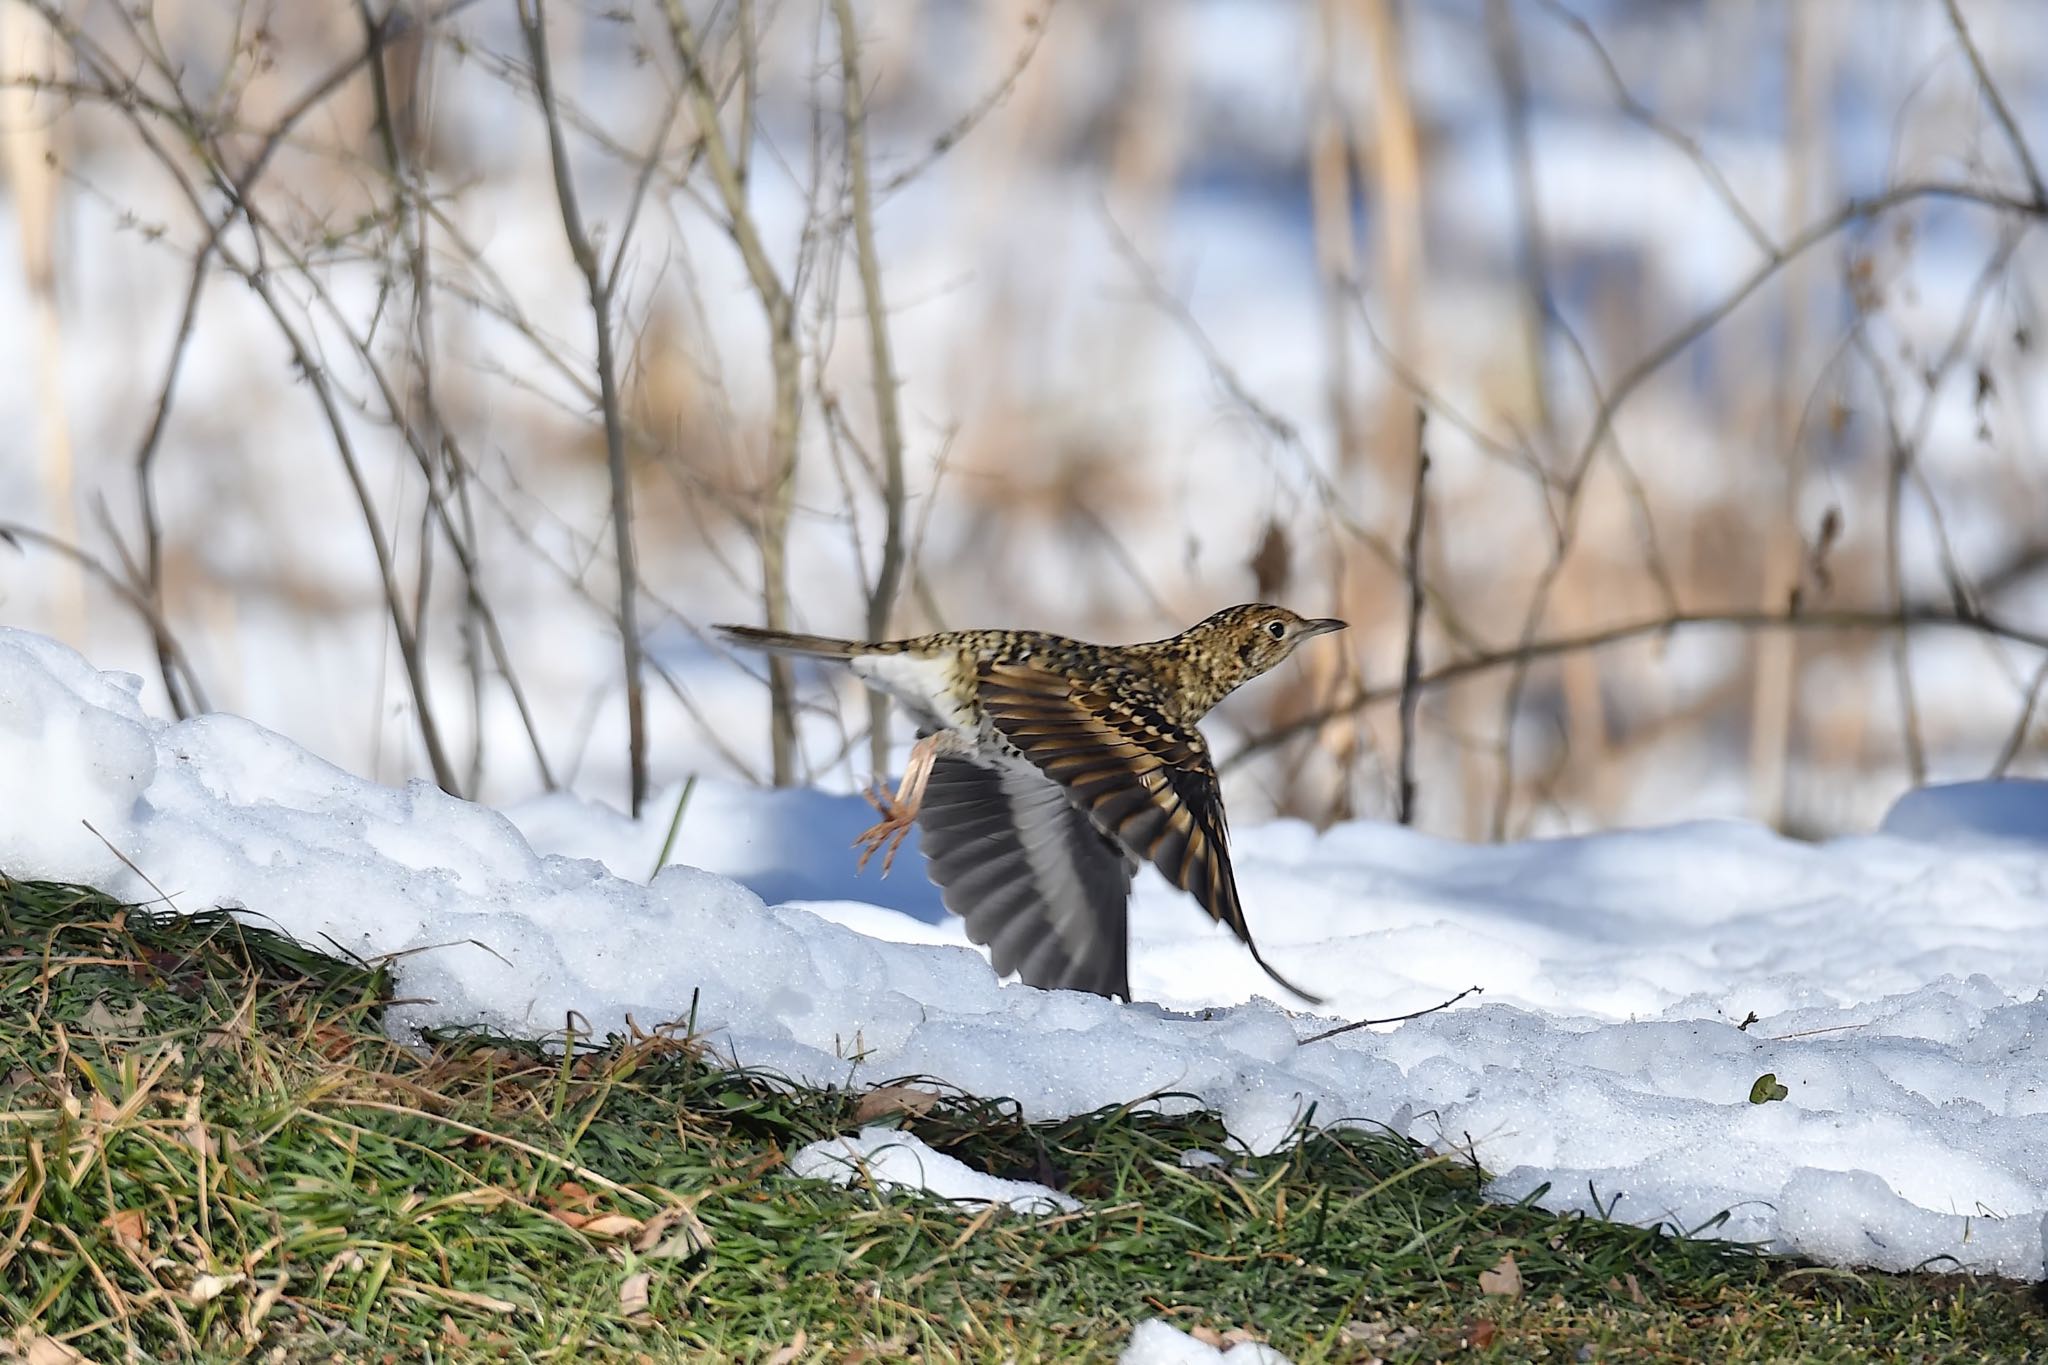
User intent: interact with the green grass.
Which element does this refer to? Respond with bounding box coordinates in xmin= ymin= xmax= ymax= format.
xmin=2 ymin=875 xmax=2042 ymax=1363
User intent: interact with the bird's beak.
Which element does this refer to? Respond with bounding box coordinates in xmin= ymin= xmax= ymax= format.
xmin=1300 ymin=618 xmax=1348 ymax=639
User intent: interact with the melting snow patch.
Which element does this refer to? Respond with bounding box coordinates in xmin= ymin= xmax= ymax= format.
xmin=788 ymin=1127 xmax=1078 ymax=1215
xmin=5 ymin=629 xmax=2048 ymax=1278
xmin=1119 ymin=1320 xmax=1292 ymax=1365
xmin=1776 ymin=1168 xmax=2047 ymax=1277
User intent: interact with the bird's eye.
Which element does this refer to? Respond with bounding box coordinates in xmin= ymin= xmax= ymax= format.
xmin=1265 ymin=620 xmax=1286 ymax=641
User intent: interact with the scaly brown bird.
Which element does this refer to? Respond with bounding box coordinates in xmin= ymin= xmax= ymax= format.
xmin=713 ymin=605 xmax=1346 ymax=1004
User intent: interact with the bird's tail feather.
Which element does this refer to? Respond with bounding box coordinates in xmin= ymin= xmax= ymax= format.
xmin=1246 ymin=940 xmax=1326 ymax=1008
xmin=714 ymin=624 xmax=866 ymax=659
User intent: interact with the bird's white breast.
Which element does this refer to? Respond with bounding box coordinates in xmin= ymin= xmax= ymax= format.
xmin=851 ymin=650 xmax=975 ymax=734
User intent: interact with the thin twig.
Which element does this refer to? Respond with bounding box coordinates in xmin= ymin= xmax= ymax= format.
xmin=1395 ymin=426 xmax=1429 ymax=827
xmin=663 ymin=0 xmax=805 ymax=785
xmin=54 ymin=0 xmax=463 ymax=792
xmin=1299 ymin=985 xmax=1485 ymax=1045
xmin=1855 ymin=330 xmax=1927 ymax=786
xmin=1991 ymin=657 xmax=2048 ymax=777
xmin=1534 ymin=0 xmax=1777 ymax=255
xmin=1486 ymin=0 xmax=1559 ymax=458
xmin=833 ymin=0 xmax=910 ymax=778
xmin=1101 ymin=205 xmax=1490 ymax=656
xmin=874 ymin=2 xmax=1055 ymax=198
xmin=237 ymin=263 xmax=463 ymax=793
xmin=1570 ymin=178 xmax=2046 ymax=483
xmin=1485 ymin=0 xmax=1578 ymax=837
xmin=233 ymin=200 xmax=562 ymax=794
xmin=1224 ymin=605 xmax=2048 ymax=773
xmin=519 ymin=0 xmax=647 ymax=813
xmin=47 ymin=0 xmax=479 ymax=715
xmin=1940 ymin=0 xmax=2048 ymax=208
xmin=80 ymin=818 xmax=173 ymax=909
xmin=0 ymin=522 xmax=209 ymax=713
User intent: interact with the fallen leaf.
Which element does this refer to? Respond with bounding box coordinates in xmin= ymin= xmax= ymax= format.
xmin=632 ymin=1204 xmax=713 ymax=1261
xmin=82 ymin=995 xmax=146 ymax=1032
xmin=1748 ymin=1073 xmax=1789 ymax=1105
xmin=1468 ymin=1318 xmax=1498 ymax=1348
xmin=545 ymin=1182 xmax=604 ymax=1226
xmin=189 ymin=1271 xmax=245 ymax=1304
xmin=1625 ymin=1271 xmax=1646 ymax=1305
xmin=1479 ymin=1252 xmax=1523 ymax=1297
xmin=618 ymin=1271 xmax=652 ymax=1322
xmin=854 ymin=1085 xmax=940 ymax=1124
xmin=245 ymin=1271 xmax=289 ymax=1328
xmin=102 ymin=1208 xmax=147 ymax=1253
xmin=1340 ymin=1318 xmax=1420 ymax=1355
xmin=309 ymin=1022 xmax=360 ymax=1060
xmin=763 ymin=1328 xmax=808 ymax=1365
xmin=20 ymin=1336 xmax=90 ymax=1365
xmin=549 ymin=1181 xmax=599 ymax=1210
xmin=579 ymin=1214 xmax=645 ymax=1240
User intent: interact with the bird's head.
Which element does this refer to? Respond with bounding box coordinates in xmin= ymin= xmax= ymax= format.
xmin=1185 ymin=603 xmax=1348 ymax=687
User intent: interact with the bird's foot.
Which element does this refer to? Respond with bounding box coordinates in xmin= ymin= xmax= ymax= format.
xmin=853 ymin=779 xmax=916 ymax=876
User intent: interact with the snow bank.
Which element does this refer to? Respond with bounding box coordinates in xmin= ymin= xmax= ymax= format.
xmin=5 ymin=628 xmax=2048 ymax=1278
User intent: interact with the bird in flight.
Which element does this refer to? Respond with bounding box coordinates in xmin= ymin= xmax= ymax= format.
xmin=714 ymin=605 xmax=1346 ymax=1004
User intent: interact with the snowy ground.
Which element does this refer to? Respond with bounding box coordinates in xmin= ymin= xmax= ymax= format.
xmin=6 ymin=625 xmax=2048 ymax=1285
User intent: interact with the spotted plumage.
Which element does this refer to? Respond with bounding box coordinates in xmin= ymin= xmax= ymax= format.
xmin=713 ymin=604 xmax=1346 ymax=1003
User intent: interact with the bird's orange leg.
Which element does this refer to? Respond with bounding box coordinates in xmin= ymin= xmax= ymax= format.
xmin=853 ymin=733 xmax=940 ymax=876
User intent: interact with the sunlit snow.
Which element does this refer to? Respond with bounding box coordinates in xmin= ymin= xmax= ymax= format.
xmin=1119 ymin=1319 xmax=1292 ymax=1365
xmin=788 ymin=1127 xmax=1079 ymax=1215
xmin=5 ymin=627 xmax=2048 ymax=1279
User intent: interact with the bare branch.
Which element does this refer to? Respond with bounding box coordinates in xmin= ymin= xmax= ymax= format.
xmin=833 ymin=0 xmax=910 ymax=778
xmin=1940 ymin=0 xmax=2048 ymax=208
xmin=1395 ymin=429 xmax=1429 ymax=827
xmin=874 ymin=2 xmax=1055 ymax=198
xmin=518 ymin=0 xmax=647 ymax=812
xmin=663 ymin=0 xmax=805 ymax=785
xmin=0 ymin=522 xmax=209 ymax=713
xmin=1101 ymin=207 xmax=1493 ymax=655
xmin=1856 ymin=330 xmax=1927 ymax=786
xmin=1225 ymin=605 xmax=2048 ymax=775
xmin=1534 ymin=0 xmax=1777 ymax=256
xmin=1572 ymin=179 xmax=2046 ymax=479
xmin=1991 ymin=657 xmax=2048 ymax=778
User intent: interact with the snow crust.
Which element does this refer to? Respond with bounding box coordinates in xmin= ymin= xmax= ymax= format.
xmin=788 ymin=1127 xmax=1079 ymax=1215
xmin=6 ymin=629 xmax=2048 ymax=1279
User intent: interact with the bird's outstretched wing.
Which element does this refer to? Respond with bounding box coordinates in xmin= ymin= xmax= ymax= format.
xmin=973 ymin=661 xmax=1323 ymax=1005
xmin=915 ymin=754 xmax=1138 ymax=998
